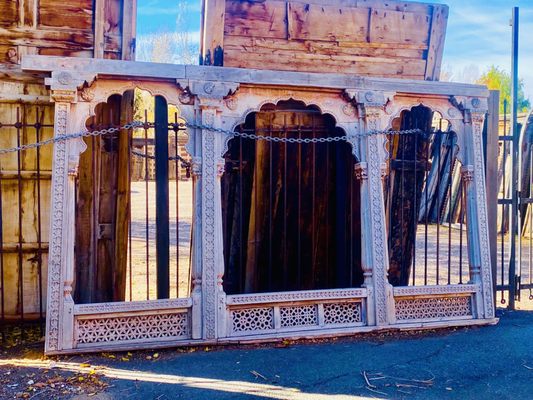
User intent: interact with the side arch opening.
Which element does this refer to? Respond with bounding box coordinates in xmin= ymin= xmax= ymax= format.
xmin=385 ymin=105 xmax=466 ymax=287
xmin=222 ymin=100 xmax=363 ymax=295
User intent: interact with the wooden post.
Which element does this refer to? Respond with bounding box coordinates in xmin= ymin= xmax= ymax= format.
xmin=113 ymin=90 xmax=134 ymax=301
xmin=155 ymin=95 xmax=170 ymax=299
xmin=486 ymin=90 xmax=499 ymax=304
xmin=200 ymin=0 xmax=225 ymax=65
xmin=121 ymin=0 xmax=137 ymax=60
xmin=93 ymin=0 xmax=105 ymax=59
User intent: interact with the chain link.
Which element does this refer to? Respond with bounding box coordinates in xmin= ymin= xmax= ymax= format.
xmin=0 ymin=120 xmax=425 ymax=156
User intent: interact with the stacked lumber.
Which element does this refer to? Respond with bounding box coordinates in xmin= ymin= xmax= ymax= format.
xmin=203 ymin=0 xmax=449 ymax=80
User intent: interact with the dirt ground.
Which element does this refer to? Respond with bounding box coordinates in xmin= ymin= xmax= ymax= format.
xmin=1 ymin=309 xmax=533 ymax=399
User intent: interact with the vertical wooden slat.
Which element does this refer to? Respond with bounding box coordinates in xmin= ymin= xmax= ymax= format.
xmin=94 ymin=0 xmax=105 ymax=58
xmin=23 ymin=0 xmax=36 ymax=28
xmin=201 ymin=0 xmax=226 ymax=65
xmin=121 ymin=0 xmax=137 ymax=60
xmin=424 ymin=4 xmax=449 ymax=81
xmin=113 ymin=90 xmax=133 ymax=301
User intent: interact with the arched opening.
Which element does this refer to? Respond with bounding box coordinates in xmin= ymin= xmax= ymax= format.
xmin=74 ymin=90 xmax=193 ymax=303
xmin=385 ymin=105 xmax=467 ymax=287
xmin=222 ymin=100 xmax=363 ymax=295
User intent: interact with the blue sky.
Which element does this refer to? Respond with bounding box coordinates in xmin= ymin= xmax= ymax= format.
xmin=137 ymin=0 xmax=533 ymax=100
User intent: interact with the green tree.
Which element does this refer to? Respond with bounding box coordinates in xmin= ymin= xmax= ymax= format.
xmin=476 ymin=65 xmax=530 ymax=114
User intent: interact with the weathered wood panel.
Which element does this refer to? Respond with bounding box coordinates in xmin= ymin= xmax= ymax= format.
xmin=209 ymin=0 xmax=448 ymax=80
xmin=0 ymin=88 xmax=54 ymax=318
xmin=39 ymin=0 xmax=93 ymax=30
xmin=0 ymin=0 xmax=135 ymax=319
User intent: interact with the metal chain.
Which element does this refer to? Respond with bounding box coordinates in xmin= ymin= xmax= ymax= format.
xmin=183 ymin=122 xmax=424 ymax=144
xmin=0 ymin=121 xmax=144 ymax=155
xmin=0 ymin=120 xmax=425 ymax=156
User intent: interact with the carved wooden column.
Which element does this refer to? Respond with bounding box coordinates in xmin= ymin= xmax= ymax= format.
xmin=190 ymin=156 xmax=203 ymax=339
xmin=182 ymin=79 xmax=239 ymax=339
xmin=353 ymin=91 xmax=395 ymax=326
xmin=44 ymin=71 xmax=91 ymax=353
xmin=462 ymin=100 xmax=495 ymax=319
xmin=354 ymin=162 xmax=375 ymax=326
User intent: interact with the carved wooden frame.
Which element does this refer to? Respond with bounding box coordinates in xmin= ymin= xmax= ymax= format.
xmin=35 ymin=56 xmax=496 ymax=354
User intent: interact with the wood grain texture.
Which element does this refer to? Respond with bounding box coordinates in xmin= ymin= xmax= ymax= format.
xmin=218 ymin=0 xmax=446 ymax=79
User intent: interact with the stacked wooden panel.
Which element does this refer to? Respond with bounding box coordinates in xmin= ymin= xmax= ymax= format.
xmin=0 ymin=0 xmax=135 ymax=320
xmin=202 ymin=0 xmax=448 ymax=80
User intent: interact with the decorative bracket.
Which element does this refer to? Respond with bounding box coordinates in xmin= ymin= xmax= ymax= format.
xmin=46 ymin=70 xmax=97 ymax=103
xmin=177 ymin=79 xmax=239 ymax=107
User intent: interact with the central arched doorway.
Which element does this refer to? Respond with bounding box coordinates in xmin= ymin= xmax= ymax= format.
xmin=221 ymin=100 xmax=363 ymax=295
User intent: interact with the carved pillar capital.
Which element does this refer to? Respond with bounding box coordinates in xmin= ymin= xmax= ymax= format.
xmin=354 ymin=162 xmax=368 ymax=180
xmin=461 ymin=165 xmax=474 ymax=182
xmin=191 ymin=157 xmax=202 ymax=177
xmin=46 ymin=70 xmax=96 ymax=103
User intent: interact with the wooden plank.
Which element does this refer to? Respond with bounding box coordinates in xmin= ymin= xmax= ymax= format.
xmin=93 ymin=0 xmax=105 ymax=58
xmin=74 ymin=135 xmax=96 ymax=304
xmin=287 ymin=3 xmax=370 ymax=43
xmin=224 ymin=0 xmax=287 ymax=40
xmin=224 ymin=36 xmax=426 ymax=59
xmin=0 ymin=27 xmax=93 ymax=50
xmin=424 ymin=4 xmax=449 ymax=80
xmin=38 ymin=0 xmax=93 ymax=30
xmin=121 ymin=0 xmax=137 ymax=60
xmin=103 ymin=0 xmax=122 ymax=59
xmin=202 ymin=0 xmax=226 ymax=64
xmin=369 ymin=8 xmax=431 ymax=46
xmin=224 ymin=46 xmax=427 ymax=77
xmin=113 ymin=90 xmax=134 ymax=301
xmin=22 ymin=0 xmax=37 ymax=28
xmin=0 ymin=0 xmax=18 ymax=28
xmin=38 ymin=48 xmax=93 ymax=58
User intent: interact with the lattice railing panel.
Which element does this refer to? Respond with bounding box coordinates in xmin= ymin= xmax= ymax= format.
xmin=76 ymin=311 xmax=190 ymax=344
xmin=231 ymin=307 xmax=274 ymax=333
xmin=323 ymin=302 xmax=362 ymax=325
xmin=280 ymin=305 xmax=318 ymax=328
xmin=395 ymin=296 xmax=472 ymax=321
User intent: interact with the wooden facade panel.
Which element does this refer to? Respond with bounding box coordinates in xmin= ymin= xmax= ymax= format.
xmin=368 ymin=8 xmax=430 ymax=46
xmin=23 ymin=0 xmax=37 ymax=28
xmin=38 ymin=0 xmax=93 ymax=30
xmin=224 ymin=36 xmax=425 ymax=60
xmin=215 ymin=0 xmax=446 ymax=79
xmin=287 ymin=3 xmax=369 ymax=42
xmin=0 ymin=0 xmax=18 ymax=28
xmin=224 ymin=0 xmax=288 ymax=39
xmin=0 ymin=28 xmax=93 ymax=50
xmin=224 ymin=46 xmax=426 ymax=78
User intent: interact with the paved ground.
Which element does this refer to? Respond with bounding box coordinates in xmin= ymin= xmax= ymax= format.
xmin=2 ymin=308 xmax=533 ymax=399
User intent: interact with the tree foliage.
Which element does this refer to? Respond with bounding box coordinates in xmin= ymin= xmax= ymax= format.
xmin=476 ymin=66 xmax=530 ymax=114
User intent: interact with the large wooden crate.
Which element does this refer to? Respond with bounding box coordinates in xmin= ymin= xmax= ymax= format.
xmin=201 ymin=0 xmax=448 ymax=80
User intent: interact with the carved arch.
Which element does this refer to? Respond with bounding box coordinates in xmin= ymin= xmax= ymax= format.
xmin=383 ymin=100 xmax=466 ymax=165
xmin=220 ymin=93 xmax=360 ymax=159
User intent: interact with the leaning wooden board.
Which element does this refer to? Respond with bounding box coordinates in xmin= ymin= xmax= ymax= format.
xmin=201 ymin=0 xmax=448 ymax=80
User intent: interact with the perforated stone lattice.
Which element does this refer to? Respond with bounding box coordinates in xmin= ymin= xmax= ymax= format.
xmin=280 ymin=305 xmax=318 ymax=327
xmin=323 ymin=302 xmax=362 ymax=325
xmin=395 ymin=296 xmax=472 ymax=321
xmin=76 ymin=312 xmax=190 ymax=344
xmin=231 ymin=307 xmax=274 ymax=333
